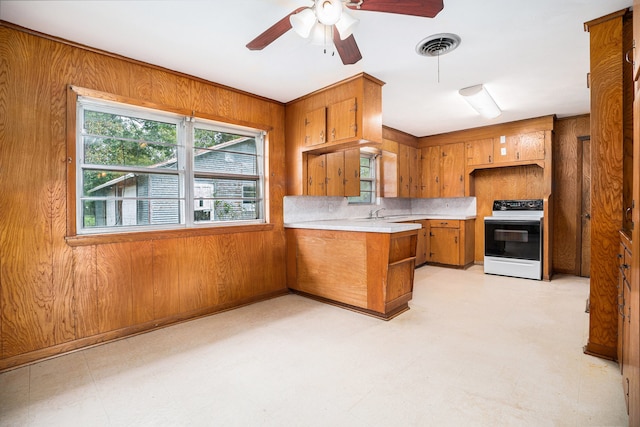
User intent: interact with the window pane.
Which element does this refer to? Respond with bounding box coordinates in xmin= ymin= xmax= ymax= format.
xmin=193 ymin=147 xmax=257 ymax=175
xmin=194 ymin=128 xmax=255 ymax=152
xmin=84 ymin=136 xmax=178 ymax=169
xmin=81 ymin=199 xmax=183 ymax=228
xmin=84 ymin=110 xmax=177 ymax=144
xmin=83 ymin=170 xmax=180 ymax=198
xmin=193 ymin=177 xmax=258 ymax=222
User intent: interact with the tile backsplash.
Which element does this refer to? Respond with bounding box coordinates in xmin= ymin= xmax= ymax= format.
xmin=283 ymin=196 xmax=476 ymax=223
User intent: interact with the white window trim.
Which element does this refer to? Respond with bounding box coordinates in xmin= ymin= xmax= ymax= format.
xmin=76 ymin=96 xmax=266 ymax=235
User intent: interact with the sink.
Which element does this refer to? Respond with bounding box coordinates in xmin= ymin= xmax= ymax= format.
xmin=351 ymin=215 xmax=409 ymax=222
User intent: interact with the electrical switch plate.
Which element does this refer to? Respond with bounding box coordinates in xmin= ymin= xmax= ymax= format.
xmin=501 ymin=147 xmax=507 ymax=156
xmin=500 ymin=135 xmax=506 ymax=144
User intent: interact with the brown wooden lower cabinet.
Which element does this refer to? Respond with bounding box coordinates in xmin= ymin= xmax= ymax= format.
xmin=286 ymin=228 xmax=417 ymax=319
xmin=618 ymin=231 xmax=638 ymax=417
xmin=411 ymin=219 xmax=475 ymax=268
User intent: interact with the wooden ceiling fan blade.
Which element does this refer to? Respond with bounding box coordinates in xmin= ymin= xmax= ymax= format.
xmin=333 ymin=30 xmax=362 ymax=65
xmin=346 ymin=0 xmax=444 ymax=18
xmin=246 ymin=7 xmax=307 ymax=50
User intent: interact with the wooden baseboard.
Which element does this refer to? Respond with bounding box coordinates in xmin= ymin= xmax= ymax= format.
xmin=0 ymin=289 xmax=289 ymax=373
xmin=583 ymin=342 xmax=618 ymax=361
xmin=291 ymin=290 xmax=410 ymax=320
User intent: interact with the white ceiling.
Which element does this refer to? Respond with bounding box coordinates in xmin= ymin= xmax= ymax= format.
xmin=0 ymin=0 xmax=633 ymax=137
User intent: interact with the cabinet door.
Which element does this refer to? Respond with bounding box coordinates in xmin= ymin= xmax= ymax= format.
xmin=494 ymin=135 xmax=519 ymax=163
xmin=516 ymin=131 xmax=545 ymax=161
xmin=441 ymin=143 xmax=465 ymax=197
xmin=326 ymin=151 xmax=345 ymax=196
xmin=618 ymin=242 xmax=626 ymax=371
xmin=398 ymin=144 xmax=411 ymax=197
xmin=409 ymin=146 xmax=420 ymax=197
xmin=304 ymin=106 xmax=326 ymax=146
xmin=343 ymin=148 xmax=361 ymax=197
xmin=420 ymin=146 xmax=441 ymax=198
xmin=380 ymin=150 xmax=398 ymax=198
xmin=429 ymin=227 xmax=459 ymax=265
xmin=327 ymin=97 xmax=357 ymax=142
xmin=307 ymin=154 xmax=326 ymax=196
xmin=414 ymin=220 xmax=429 ymax=266
xmin=466 ymin=138 xmax=494 ymax=165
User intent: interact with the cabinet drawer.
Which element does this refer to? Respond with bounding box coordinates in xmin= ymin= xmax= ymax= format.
xmin=430 ymin=219 xmax=459 ymax=229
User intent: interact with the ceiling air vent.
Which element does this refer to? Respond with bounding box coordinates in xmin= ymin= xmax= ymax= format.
xmin=416 ymin=33 xmax=461 ymax=57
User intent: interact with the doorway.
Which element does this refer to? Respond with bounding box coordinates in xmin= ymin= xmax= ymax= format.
xmin=579 ymin=136 xmax=591 ymax=278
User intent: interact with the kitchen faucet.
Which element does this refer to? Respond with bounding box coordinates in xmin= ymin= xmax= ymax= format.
xmin=369 ymin=208 xmax=386 ymax=219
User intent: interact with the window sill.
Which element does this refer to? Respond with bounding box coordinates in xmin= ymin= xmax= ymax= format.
xmin=65 ymin=223 xmax=275 ymax=247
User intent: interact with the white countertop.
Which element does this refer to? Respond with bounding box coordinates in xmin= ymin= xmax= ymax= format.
xmin=284 ymin=214 xmax=476 ymax=233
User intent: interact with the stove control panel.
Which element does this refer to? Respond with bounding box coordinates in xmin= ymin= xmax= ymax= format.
xmin=493 ymin=199 xmax=543 ymax=211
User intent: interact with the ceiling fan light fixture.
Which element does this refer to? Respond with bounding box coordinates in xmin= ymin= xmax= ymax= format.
xmin=308 ymin=22 xmax=333 ymax=46
xmin=459 ymin=84 xmax=502 ymax=119
xmin=290 ymin=8 xmax=317 ymax=38
xmin=335 ymin=9 xmax=359 ymax=40
xmin=315 ymin=0 xmax=343 ymax=25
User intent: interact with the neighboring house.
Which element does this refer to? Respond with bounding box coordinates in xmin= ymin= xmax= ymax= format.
xmin=87 ymin=138 xmax=258 ymax=227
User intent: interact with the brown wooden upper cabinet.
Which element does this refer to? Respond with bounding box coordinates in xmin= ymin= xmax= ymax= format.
xmin=380 ymin=143 xmax=420 ymax=198
xmin=494 ymin=131 xmax=545 ymax=163
xmin=398 ymin=144 xmax=420 ymax=198
xmin=304 ymin=98 xmax=358 ymax=147
xmin=286 ymin=73 xmax=384 ymax=196
xmin=307 ymin=149 xmax=360 ymax=197
xmin=420 ymin=143 xmax=465 ymax=198
xmin=466 ymin=138 xmax=494 ymax=165
xmin=466 ymin=132 xmax=545 ymax=167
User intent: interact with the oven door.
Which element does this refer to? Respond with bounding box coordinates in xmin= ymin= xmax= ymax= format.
xmin=484 ymin=218 xmax=542 ymax=261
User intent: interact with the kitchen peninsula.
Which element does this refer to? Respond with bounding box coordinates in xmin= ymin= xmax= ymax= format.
xmin=284 ymin=196 xmax=477 ymax=319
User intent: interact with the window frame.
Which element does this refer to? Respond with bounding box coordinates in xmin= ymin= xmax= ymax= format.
xmin=66 ymin=86 xmax=271 ymax=244
xmin=348 ymin=152 xmax=376 ymax=204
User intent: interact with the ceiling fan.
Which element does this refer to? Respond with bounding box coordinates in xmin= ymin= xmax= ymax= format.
xmin=246 ymin=0 xmax=444 ymax=65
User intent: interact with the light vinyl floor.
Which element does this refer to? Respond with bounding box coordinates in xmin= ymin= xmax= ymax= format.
xmin=0 ymin=265 xmax=629 ymax=426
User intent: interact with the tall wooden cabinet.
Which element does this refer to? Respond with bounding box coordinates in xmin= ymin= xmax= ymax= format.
xmin=628 ymin=1 xmax=640 ymax=424
xmin=587 ymin=8 xmax=639 ymax=425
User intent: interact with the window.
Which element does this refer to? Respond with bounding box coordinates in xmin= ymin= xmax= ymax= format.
xmin=348 ymin=153 xmax=376 ymax=204
xmin=76 ymin=97 xmax=265 ymax=234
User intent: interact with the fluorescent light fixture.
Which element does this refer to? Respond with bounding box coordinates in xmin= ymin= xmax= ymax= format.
xmin=458 ymin=84 xmax=502 ymax=119
xmin=290 ymin=8 xmax=317 ymax=38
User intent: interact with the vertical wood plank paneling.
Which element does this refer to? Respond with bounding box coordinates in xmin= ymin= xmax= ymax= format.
xmin=73 ymin=246 xmax=99 ymax=338
xmin=0 ymin=31 xmax=57 ymax=357
xmin=152 ymin=239 xmax=182 ymax=319
xmin=179 ymin=236 xmax=213 ymax=313
xmin=48 ymin=40 xmax=77 ymax=345
xmin=0 ymin=24 xmax=287 ymax=369
xmin=130 ymin=63 xmax=153 ymax=101
xmin=96 ymin=243 xmax=133 ymax=332
xmin=130 ymin=241 xmax=154 ymax=324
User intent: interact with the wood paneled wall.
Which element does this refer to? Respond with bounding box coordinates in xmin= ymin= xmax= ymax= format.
xmin=0 ymin=23 xmax=287 ymax=371
xmin=553 ymin=115 xmax=590 ymax=274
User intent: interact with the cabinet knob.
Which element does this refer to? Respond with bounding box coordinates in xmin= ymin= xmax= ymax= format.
xmin=338 ymin=168 xmax=342 ymax=177
xmin=319 ymin=130 xmax=324 ymax=143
